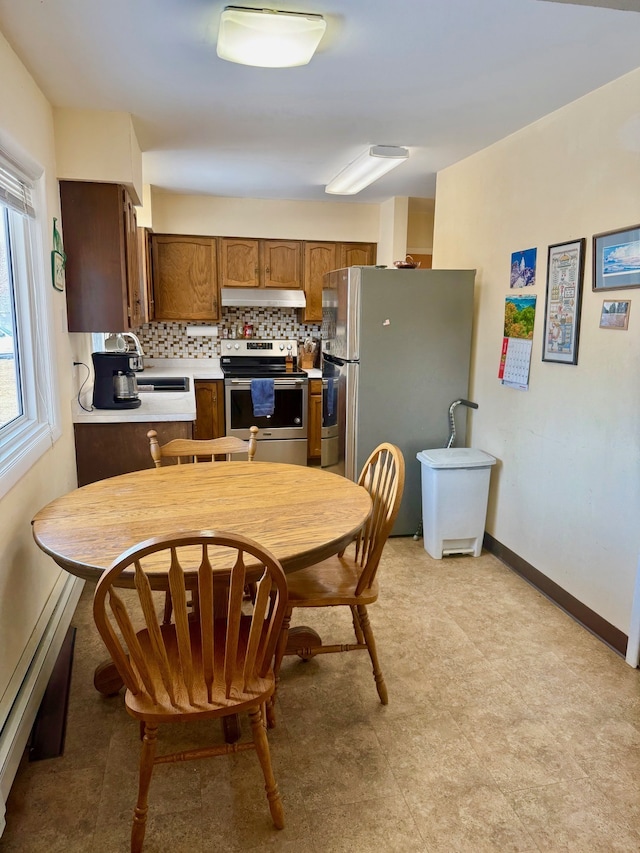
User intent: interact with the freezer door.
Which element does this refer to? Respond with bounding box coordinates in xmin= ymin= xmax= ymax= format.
xmin=322 ymin=267 xmax=360 ymax=361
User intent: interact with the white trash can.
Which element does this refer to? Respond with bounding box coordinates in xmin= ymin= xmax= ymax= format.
xmin=416 ymin=448 xmax=496 ymax=559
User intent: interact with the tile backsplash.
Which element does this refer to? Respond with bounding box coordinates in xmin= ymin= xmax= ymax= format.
xmin=136 ymin=308 xmax=321 ymax=359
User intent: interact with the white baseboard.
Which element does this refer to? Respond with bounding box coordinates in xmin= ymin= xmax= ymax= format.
xmin=0 ymin=573 xmax=84 ymax=836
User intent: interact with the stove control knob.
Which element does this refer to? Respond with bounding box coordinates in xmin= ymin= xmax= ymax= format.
xmin=286 ymin=344 xmax=292 ymax=351
xmin=225 ymin=343 xmax=232 ymax=350
xmin=279 ymin=344 xmax=284 ymax=351
xmin=234 ymin=343 xmax=240 ymax=350
xmin=294 ymin=417 xmax=301 ymax=424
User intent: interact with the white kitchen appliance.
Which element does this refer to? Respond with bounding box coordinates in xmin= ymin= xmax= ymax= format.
xmin=321 ymin=266 xmax=475 ymax=535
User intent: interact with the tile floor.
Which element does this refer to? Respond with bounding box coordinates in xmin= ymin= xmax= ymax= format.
xmin=3 ymin=538 xmax=640 ymax=852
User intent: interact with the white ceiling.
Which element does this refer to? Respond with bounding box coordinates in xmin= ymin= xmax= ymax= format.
xmin=0 ymin=0 xmax=639 ymax=204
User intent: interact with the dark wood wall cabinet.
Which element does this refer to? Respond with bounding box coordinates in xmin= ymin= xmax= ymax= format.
xmin=74 ymin=421 xmax=193 ymax=486
xmin=60 ymin=181 xmax=144 ymax=332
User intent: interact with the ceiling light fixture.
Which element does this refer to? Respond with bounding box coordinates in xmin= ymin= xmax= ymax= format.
xmin=325 ymin=146 xmax=410 ymax=195
xmin=217 ymin=6 xmax=327 ymax=68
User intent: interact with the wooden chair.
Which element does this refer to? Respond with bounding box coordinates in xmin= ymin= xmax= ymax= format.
xmin=147 ymin=426 xmax=259 ymax=622
xmin=270 ymin=443 xmax=405 ymax=722
xmin=93 ymin=530 xmax=288 ymax=853
xmin=147 ymin=425 xmax=258 ymax=466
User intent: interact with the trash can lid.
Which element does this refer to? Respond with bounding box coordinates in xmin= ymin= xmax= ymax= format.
xmin=416 ymin=448 xmax=497 ymax=469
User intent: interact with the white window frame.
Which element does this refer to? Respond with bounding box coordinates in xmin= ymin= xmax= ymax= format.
xmin=0 ymin=149 xmax=60 ymax=500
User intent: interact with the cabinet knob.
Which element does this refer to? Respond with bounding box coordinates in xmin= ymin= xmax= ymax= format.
xmin=265 ymin=266 xmax=270 ymax=274
xmin=254 ymin=267 xmax=259 ymax=276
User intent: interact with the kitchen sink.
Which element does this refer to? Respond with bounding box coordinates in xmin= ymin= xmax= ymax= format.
xmin=137 ymin=376 xmax=190 ymax=392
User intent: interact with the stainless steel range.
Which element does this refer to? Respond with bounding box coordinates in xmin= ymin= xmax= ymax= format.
xmin=221 ymin=339 xmax=308 ymax=466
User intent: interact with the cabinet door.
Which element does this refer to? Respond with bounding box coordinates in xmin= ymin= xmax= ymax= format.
xmin=151 ymin=235 xmax=218 ymax=320
xmin=123 ymin=192 xmax=142 ymax=328
xmin=137 ymin=227 xmax=154 ymax=323
xmin=194 ymin=380 xmax=225 ymax=440
xmin=74 ymin=421 xmax=192 ymax=486
xmin=61 ymin=181 xmax=132 ymax=332
xmin=302 ymin=242 xmax=337 ymax=323
xmin=220 ymin=238 xmax=260 ymax=287
xmin=338 ymin=242 xmax=377 ymax=268
xmin=307 ymin=379 xmax=322 ymax=460
xmin=263 ymin=240 xmax=302 ymax=289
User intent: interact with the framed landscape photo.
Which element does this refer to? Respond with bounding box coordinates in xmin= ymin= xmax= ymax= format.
xmin=599 ymin=300 xmax=631 ymax=330
xmin=542 ymin=237 xmax=585 ymax=365
xmin=593 ymin=224 xmax=640 ymax=291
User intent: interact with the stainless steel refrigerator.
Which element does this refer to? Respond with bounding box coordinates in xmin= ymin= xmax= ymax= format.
xmin=321 ymin=266 xmax=475 ymax=535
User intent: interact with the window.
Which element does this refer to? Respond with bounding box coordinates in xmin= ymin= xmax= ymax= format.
xmin=0 ymin=150 xmax=60 ymax=499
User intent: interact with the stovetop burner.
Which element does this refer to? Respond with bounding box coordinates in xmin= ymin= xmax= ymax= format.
xmin=220 ymin=338 xmax=308 ymax=379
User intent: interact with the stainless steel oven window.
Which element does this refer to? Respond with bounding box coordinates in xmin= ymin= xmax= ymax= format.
xmin=225 ymin=379 xmax=308 ymax=440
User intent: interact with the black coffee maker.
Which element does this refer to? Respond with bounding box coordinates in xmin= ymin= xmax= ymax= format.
xmin=92 ymin=352 xmax=141 ymax=409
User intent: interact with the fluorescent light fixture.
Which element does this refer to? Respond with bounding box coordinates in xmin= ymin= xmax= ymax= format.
xmin=217 ymin=6 xmax=326 ymax=68
xmin=325 ymin=146 xmax=410 ymax=195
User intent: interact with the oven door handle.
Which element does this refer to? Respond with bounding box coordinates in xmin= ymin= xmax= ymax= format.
xmin=227 ymin=379 xmax=306 ymax=387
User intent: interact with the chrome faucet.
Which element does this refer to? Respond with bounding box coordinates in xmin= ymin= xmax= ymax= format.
xmin=121 ymin=332 xmax=145 ymax=356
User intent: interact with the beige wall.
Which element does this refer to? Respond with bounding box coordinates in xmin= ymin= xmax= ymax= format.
xmin=150 ymin=190 xmax=380 ymax=242
xmin=0 ymin=33 xmax=78 ymax=709
xmin=433 ymin=68 xmax=640 ymax=633
xmin=54 ymin=108 xmax=143 ymax=204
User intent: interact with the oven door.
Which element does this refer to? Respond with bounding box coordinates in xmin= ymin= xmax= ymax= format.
xmin=225 ymin=377 xmax=308 ymax=441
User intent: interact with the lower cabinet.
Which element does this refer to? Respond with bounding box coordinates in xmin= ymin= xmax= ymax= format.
xmin=308 ymin=379 xmax=322 ymax=462
xmin=194 ymin=380 xmax=225 ymax=439
xmin=74 ymin=421 xmax=193 ymax=486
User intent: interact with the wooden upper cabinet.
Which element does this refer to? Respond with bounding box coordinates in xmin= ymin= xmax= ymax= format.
xmin=263 ymin=240 xmax=302 ymax=288
xmin=137 ymin=227 xmax=154 ymax=323
xmin=220 ymin=238 xmax=260 ymax=287
xmin=220 ymin=238 xmax=302 ymax=289
xmin=151 ymin=235 xmax=218 ymax=320
xmin=339 ymin=242 xmax=376 ymax=268
xmin=60 ymin=181 xmax=142 ymax=332
xmin=302 ymin=242 xmax=337 ymax=323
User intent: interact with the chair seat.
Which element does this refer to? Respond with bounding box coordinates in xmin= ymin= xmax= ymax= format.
xmin=125 ymin=618 xmax=274 ymax=723
xmin=286 ymin=553 xmax=379 ymax=608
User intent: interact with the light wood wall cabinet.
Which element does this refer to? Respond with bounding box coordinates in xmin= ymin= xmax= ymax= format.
xmin=194 ymin=380 xmax=225 ymax=440
xmin=307 ymin=379 xmax=322 ymax=461
xmin=339 ymin=242 xmax=376 ymax=268
xmin=220 ymin=238 xmax=303 ymax=289
xmin=302 ymin=242 xmax=337 ymax=323
xmin=151 ymin=235 xmax=218 ymax=320
xmin=60 ymin=181 xmax=143 ymax=332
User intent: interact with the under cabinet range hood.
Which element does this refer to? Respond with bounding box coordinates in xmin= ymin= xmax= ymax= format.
xmin=220 ymin=287 xmax=306 ymax=309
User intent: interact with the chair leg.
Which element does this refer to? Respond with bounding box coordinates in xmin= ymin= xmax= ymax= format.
xmin=266 ymin=609 xmax=291 ymax=729
xmin=131 ymin=722 xmax=158 ymax=853
xmin=249 ymin=707 xmax=285 ymax=830
xmin=350 ymin=605 xmax=365 ymax=644
xmin=357 ymin=605 xmax=388 ymax=705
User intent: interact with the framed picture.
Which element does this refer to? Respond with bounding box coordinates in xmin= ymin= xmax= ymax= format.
xmin=599 ymin=300 xmax=631 ymax=330
xmin=542 ymin=237 xmax=585 ymax=365
xmin=593 ymin=224 xmax=640 ymax=291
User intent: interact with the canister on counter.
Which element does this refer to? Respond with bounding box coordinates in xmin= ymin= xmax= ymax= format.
xmin=243 ymin=323 xmax=253 ymax=339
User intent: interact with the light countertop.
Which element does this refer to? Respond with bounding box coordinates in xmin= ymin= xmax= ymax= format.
xmin=72 ymin=358 xmax=320 ymax=424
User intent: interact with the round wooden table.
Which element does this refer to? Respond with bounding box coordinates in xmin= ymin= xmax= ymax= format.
xmin=32 ymin=461 xmax=372 ymax=719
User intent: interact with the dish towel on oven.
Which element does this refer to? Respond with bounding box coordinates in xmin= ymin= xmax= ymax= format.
xmin=251 ymin=378 xmax=275 ymax=417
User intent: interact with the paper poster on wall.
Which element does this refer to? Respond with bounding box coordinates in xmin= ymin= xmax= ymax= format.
xmin=498 ymin=294 xmax=537 ymax=390
xmin=510 ymin=247 xmax=537 ymax=288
